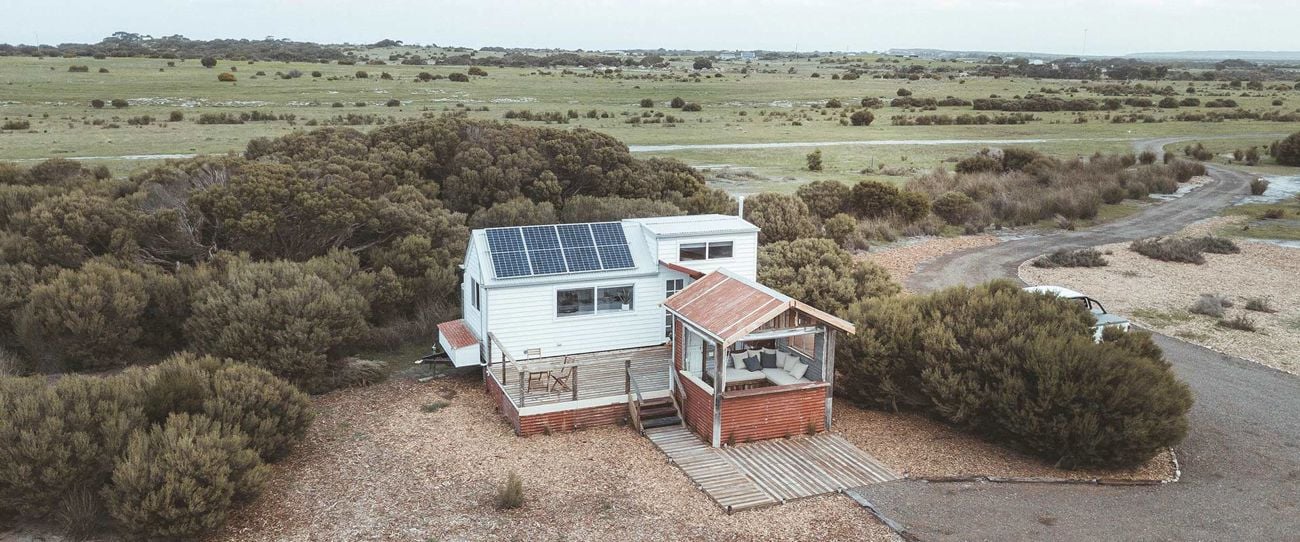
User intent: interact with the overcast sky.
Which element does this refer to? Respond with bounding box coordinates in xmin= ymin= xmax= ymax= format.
xmin=3 ymin=0 xmax=1295 ymax=55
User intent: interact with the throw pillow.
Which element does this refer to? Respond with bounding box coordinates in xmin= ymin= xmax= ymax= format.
xmin=788 ymin=361 xmax=809 ymax=380
xmin=743 ymin=355 xmax=761 ymax=372
xmin=731 ymin=352 xmax=746 ymax=370
xmin=780 ymin=351 xmax=798 ymax=372
xmin=760 ymin=348 xmax=778 ymax=368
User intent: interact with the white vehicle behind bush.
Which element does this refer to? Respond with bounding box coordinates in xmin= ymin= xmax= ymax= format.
xmin=1024 ymin=285 xmax=1131 ymax=342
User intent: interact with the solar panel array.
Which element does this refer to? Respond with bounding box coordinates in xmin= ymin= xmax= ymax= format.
xmin=485 ymin=222 xmax=636 ymax=279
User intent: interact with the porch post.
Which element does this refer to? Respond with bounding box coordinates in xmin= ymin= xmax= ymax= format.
xmin=712 ymin=341 xmax=726 ymax=447
xmin=824 ymin=329 xmax=836 ymax=431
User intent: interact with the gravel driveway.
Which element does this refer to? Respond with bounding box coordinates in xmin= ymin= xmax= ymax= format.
xmin=854 ymin=141 xmax=1300 ymax=540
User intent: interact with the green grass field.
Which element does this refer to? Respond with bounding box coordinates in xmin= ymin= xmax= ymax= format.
xmin=2 ymin=51 xmax=1298 ymax=185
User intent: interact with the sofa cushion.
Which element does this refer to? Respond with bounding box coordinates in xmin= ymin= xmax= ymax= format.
xmin=779 ymin=351 xmax=799 ymax=372
xmin=762 ymin=368 xmax=803 ymax=386
xmin=743 ymin=355 xmax=761 ymax=372
xmin=730 ymin=352 xmax=747 ymax=370
xmin=759 ymin=348 xmax=778 ymax=369
xmin=788 ymin=361 xmax=810 ymax=380
xmin=711 ymin=366 xmax=766 ymax=383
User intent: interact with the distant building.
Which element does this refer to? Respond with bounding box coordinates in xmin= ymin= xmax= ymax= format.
xmin=719 ymin=53 xmax=738 ymax=60
xmin=740 ymin=51 xmax=756 ymax=60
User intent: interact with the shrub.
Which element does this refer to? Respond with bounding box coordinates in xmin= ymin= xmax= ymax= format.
xmin=217 ymin=72 xmax=236 ymax=82
xmin=0 ymin=375 xmax=145 ymax=518
xmin=385 ymin=98 xmax=401 ymax=107
xmin=849 ymin=110 xmax=875 ymax=126
xmin=1138 ymin=150 xmax=1158 ymax=165
xmin=796 ymin=180 xmax=850 ymax=219
xmin=1033 ymin=248 xmax=1108 ymax=268
xmin=1244 ymin=297 xmax=1276 ymax=313
xmin=1190 ymin=294 xmax=1227 ymax=318
xmin=805 ymin=149 xmax=823 ymax=171
xmin=1217 ymin=315 xmax=1257 ymax=332
xmin=1261 ymin=208 xmax=1285 ymax=219
xmin=1275 ymin=133 xmax=1300 ymax=166
xmin=90 ymin=99 xmax=105 ymax=108
xmin=1250 ymin=178 xmax=1269 ymax=196
xmin=200 ymin=56 xmax=217 ymax=68
xmin=169 ymin=110 xmax=184 ymax=122
xmin=930 ymin=191 xmax=976 ymax=225
xmin=55 ymin=487 xmax=106 ymax=538
xmin=956 ymin=154 xmax=1003 ymax=174
xmin=1130 ymin=237 xmax=1205 ymax=264
xmin=311 ymin=70 xmax=322 ymax=78
xmin=1196 ymin=236 xmax=1239 ymax=254
xmin=681 ymin=102 xmax=702 ymax=112
xmin=758 ymin=238 xmax=898 ymax=316
xmin=559 ymin=195 xmax=683 ymax=223
xmin=16 ymin=262 xmax=151 ymax=371
xmin=468 ymin=197 xmax=559 ymax=229
xmin=670 ymin=96 xmax=685 ymax=108
xmin=848 ymin=180 xmax=902 ymax=219
xmin=822 ymin=213 xmax=858 ymax=246
xmin=825 ymin=98 xmax=842 ymax=108
xmin=1 ymin=120 xmax=30 ymax=130
xmin=448 ymin=72 xmax=469 ymax=82
xmin=354 ymin=70 xmax=369 ymax=79
xmin=103 ymin=413 xmax=268 ymax=539
xmin=467 ymin=66 xmax=487 ymax=77
xmin=639 ymin=98 xmax=654 ymax=108
xmin=896 ymin=88 xmax=912 ymax=97
xmin=495 ymin=472 xmax=524 ymax=510
xmin=837 ymin=280 xmax=1193 ymax=468
xmin=110 ymin=98 xmax=128 ymax=108
xmin=743 ymin=192 xmax=817 ymax=243
xmin=204 ymin=362 xmax=313 ymax=461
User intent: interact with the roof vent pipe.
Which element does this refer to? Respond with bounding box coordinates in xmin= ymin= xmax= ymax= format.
xmin=737 ymin=195 xmax=745 ymax=218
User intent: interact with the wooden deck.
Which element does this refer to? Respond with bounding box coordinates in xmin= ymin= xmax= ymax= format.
xmin=646 ymin=426 xmax=900 ymax=513
xmin=503 ymin=345 xmax=671 ymax=408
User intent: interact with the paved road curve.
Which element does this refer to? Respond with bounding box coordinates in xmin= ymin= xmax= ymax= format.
xmin=851 ymin=142 xmax=1300 ymax=540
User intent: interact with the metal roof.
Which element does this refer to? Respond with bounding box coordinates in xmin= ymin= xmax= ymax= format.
xmin=468 ymin=220 xmax=657 ymax=288
xmin=664 ymin=269 xmax=855 ymax=344
xmin=437 ymin=319 xmax=479 ymax=350
xmin=626 ymin=214 xmax=759 ymax=237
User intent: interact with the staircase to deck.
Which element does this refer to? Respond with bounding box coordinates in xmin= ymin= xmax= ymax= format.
xmin=626 ymin=366 xmax=684 ymax=434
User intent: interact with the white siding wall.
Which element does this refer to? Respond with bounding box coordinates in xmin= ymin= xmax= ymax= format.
xmin=462 ymin=241 xmax=485 ymax=341
xmin=485 ymin=274 xmax=667 ymax=361
xmin=651 ymin=232 xmax=759 ymax=280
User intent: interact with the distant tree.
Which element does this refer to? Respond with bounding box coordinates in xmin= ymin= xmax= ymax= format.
xmin=806 ymin=149 xmax=824 ymax=172
xmin=743 ymin=193 xmax=817 ymax=244
xmin=169 ymin=111 xmax=184 ymax=122
xmin=1244 ymin=147 xmax=1260 ymax=166
xmin=896 ymin=88 xmax=912 ymax=97
xmin=849 ymin=110 xmax=875 ymax=126
xmin=200 ymin=56 xmax=217 ymax=68
xmin=670 ymin=96 xmax=685 ymax=108
xmin=825 ymin=98 xmax=842 ymax=108
xmin=416 ymin=72 xmax=433 ymax=81
xmin=1276 ymin=132 xmax=1300 ymax=166
xmin=385 ymin=99 xmax=401 ymax=107
xmin=639 ymin=98 xmax=654 ymax=108
xmin=692 ymin=57 xmax=713 ymax=70
xmin=311 ymin=70 xmax=322 ymax=78
xmin=354 ymin=70 xmax=368 ymax=79
xmin=90 ymin=99 xmax=105 ymax=109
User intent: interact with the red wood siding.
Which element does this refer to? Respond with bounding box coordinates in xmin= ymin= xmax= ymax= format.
xmin=720 ymin=384 xmax=827 ymax=444
xmin=484 ymin=375 xmax=520 ymax=433
xmin=679 ymin=375 xmax=715 ymax=444
xmin=517 ymin=403 xmax=628 ymax=436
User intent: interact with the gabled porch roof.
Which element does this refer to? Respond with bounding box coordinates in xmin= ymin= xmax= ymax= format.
xmin=663 ymin=269 xmax=855 ymax=344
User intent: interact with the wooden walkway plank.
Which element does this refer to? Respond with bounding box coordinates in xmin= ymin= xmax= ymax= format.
xmin=645 ymin=426 xmax=898 ymax=513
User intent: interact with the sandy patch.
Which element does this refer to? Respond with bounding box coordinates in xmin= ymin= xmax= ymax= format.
xmin=1021 ymin=218 xmax=1300 ymax=375
xmin=834 ymin=404 xmax=1174 ymax=481
xmin=860 ymin=235 xmax=1000 ymax=290
xmin=211 ymin=377 xmax=894 ymax=542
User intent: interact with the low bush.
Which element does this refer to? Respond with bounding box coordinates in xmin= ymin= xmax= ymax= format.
xmin=681 ymin=102 xmax=702 ymax=112
xmin=217 ymin=72 xmax=236 ymax=82
xmin=496 ymin=472 xmax=525 ymax=510
xmin=837 ymin=280 xmax=1193 ymax=468
xmin=1243 ymin=297 xmax=1277 ymax=313
xmin=0 ymin=120 xmax=30 ymax=130
xmin=743 ymin=192 xmax=817 ymax=243
xmin=1032 ymin=248 xmax=1108 ymax=268
xmin=1250 ymin=178 xmax=1270 ymax=196
xmin=1196 ymin=236 xmax=1239 ymax=254
xmin=1261 ymin=208 xmax=1286 ymax=219
xmin=1189 ymin=294 xmax=1227 ymax=318
xmin=1217 ymin=315 xmax=1257 ymax=332
xmin=930 ymin=191 xmax=976 ymax=225
xmin=1129 ymin=236 xmax=1239 ymax=264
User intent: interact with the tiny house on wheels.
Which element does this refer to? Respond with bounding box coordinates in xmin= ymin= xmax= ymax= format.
xmin=437 ymin=214 xmax=854 ymax=447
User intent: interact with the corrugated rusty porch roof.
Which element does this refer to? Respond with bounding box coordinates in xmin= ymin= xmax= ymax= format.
xmin=663 ymin=269 xmax=854 ymax=344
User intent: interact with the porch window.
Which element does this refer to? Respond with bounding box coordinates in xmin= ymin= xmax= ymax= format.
xmin=557 ymin=285 xmax=634 ymax=317
xmin=665 ymin=279 xmax=685 ymax=338
xmin=679 ymin=241 xmax=734 ymax=261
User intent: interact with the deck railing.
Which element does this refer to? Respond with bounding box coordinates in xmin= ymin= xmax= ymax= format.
xmin=486 ymin=335 xmax=671 ymax=409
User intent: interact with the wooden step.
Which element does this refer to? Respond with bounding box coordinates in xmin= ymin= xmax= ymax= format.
xmin=640 ymin=397 xmax=672 ymax=408
xmin=641 ymin=415 xmax=682 ymax=429
xmin=640 ymin=405 xmax=678 ymax=419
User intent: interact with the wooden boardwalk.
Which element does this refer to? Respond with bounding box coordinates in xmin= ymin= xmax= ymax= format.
xmin=646 ymin=426 xmax=900 ymax=513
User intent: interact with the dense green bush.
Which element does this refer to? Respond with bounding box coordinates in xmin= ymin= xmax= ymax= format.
xmin=559 ymin=195 xmax=683 ymax=223
xmin=468 ymin=197 xmax=558 ymax=229
xmin=849 ymin=110 xmax=875 ymax=126
xmin=104 ymin=413 xmax=268 ymax=538
xmin=930 ymin=191 xmax=976 ymax=225
xmin=837 ymin=280 xmax=1192 ymax=468
xmin=204 ymin=362 xmax=313 ymax=461
xmin=743 ymin=192 xmax=816 ymax=244
xmin=847 ymin=180 xmax=902 ymax=219
xmin=758 ymin=238 xmax=899 ymax=316
xmin=16 ymin=262 xmax=150 ymax=371
xmin=1276 ymin=132 xmax=1300 ymax=166
xmin=796 ymin=180 xmax=850 ymax=219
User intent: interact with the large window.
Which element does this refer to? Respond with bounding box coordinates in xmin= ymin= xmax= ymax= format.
xmin=557 ymin=285 xmax=634 ymax=317
xmin=680 ymin=241 xmax=734 ymax=261
xmin=471 ymin=278 xmax=481 ymax=310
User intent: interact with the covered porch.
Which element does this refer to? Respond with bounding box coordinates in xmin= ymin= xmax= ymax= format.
xmin=664 ymin=269 xmax=855 ymax=448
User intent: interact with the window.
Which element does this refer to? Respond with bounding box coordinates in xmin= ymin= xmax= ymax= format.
xmin=471 ymin=278 xmax=481 ymax=310
xmin=665 ymin=279 xmax=685 ymax=337
xmin=679 ymin=241 xmax=733 ymax=261
xmin=556 ymin=285 xmax=634 ymax=317
xmin=707 ymin=241 xmax=733 ymax=259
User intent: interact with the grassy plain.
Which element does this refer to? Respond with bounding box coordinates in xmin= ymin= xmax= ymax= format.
xmin=1 ymin=51 xmax=1298 ymax=183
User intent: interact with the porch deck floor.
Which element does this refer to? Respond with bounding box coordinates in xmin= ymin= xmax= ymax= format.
xmin=504 ymin=345 xmax=671 ymax=408
xmin=646 ymin=426 xmax=900 ymax=513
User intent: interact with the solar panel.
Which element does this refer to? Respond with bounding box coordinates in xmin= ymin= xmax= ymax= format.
xmin=563 ymin=246 xmax=602 ymax=272
xmin=486 ymin=222 xmax=636 ymax=279
xmin=557 ymin=224 xmax=595 ymax=247
xmin=485 ymin=228 xmax=525 ymax=253
xmin=522 ymin=225 xmax=561 ymax=250
xmin=528 ymin=248 xmax=568 ymax=275
xmin=491 ymin=251 xmax=532 ymax=278
xmin=590 ymin=222 xmax=627 ymax=246
xmin=597 ymin=245 xmax=635 ymax=269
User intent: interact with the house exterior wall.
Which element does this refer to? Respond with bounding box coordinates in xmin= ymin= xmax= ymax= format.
xmin=679 ymin=373 xmax=716 ymax=445
xmin=462 ymin=240 xmax=485 ymax=342
xmin=484 ymin=274 xmax=667 ymax=362
xmin=647 ymin=231 xmax=758 ymax=281
xmin=484 ymin=374 xmax=520 ymax=432
xmin=720 ymin=384 xmax=828 ymax=444
xmin=517 ymin=404 xmax=629 ymax=436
